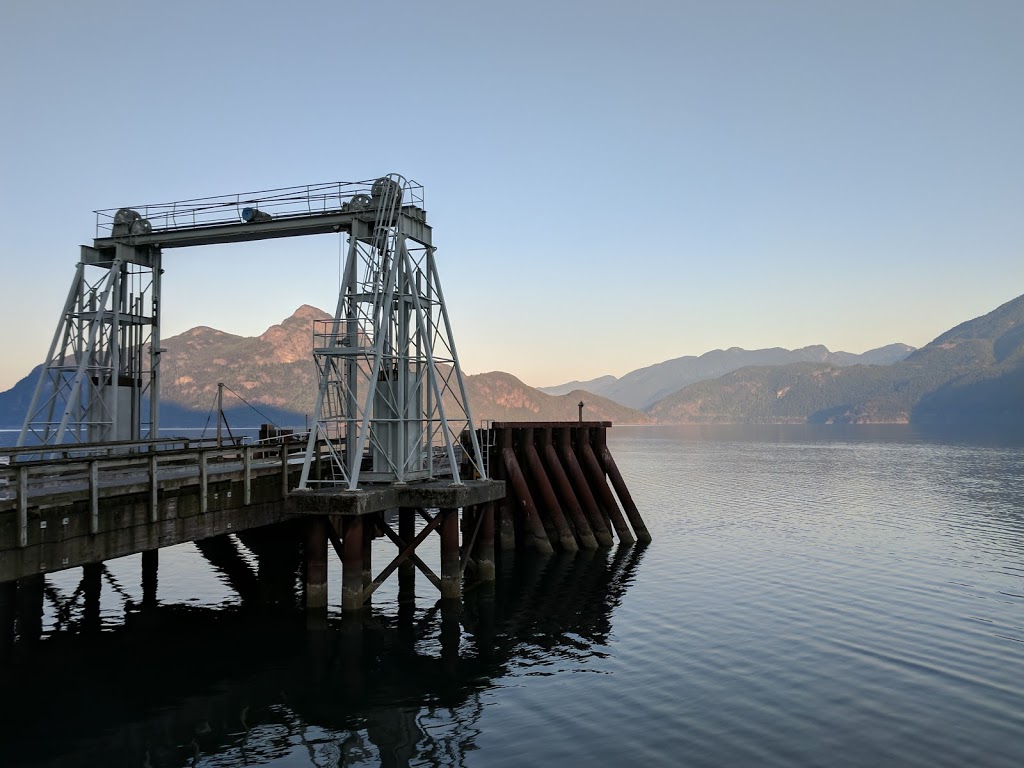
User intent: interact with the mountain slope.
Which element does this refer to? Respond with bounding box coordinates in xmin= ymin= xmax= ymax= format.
xmin=648 ymin=294 xmax=1024 ymax=424
xmin=464 ymin=372 xmax=651 ymax=424
xmin=541 ymin=343 xmax=914 ymax=409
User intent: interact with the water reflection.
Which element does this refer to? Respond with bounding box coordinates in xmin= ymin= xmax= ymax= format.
xmin=0 ymin=545 xmax=645 ymax=767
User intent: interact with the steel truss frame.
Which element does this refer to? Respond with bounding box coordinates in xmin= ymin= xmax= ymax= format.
xmin=299 ymin=175 xmax=485 ymax=489
xmin=18 ymin=244 xmax=161 ymax=447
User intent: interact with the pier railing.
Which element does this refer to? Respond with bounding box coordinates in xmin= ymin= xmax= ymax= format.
xmin=0 ymin=440 xmax=311 ymax=549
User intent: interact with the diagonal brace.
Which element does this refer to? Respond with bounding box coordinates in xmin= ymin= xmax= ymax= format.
xmin=376 ymin=517 xmax=443 ymax=594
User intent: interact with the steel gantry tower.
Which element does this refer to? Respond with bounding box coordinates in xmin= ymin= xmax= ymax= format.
xmin=298 ymin=174 xmax=485 ymax=489
xmin=18 ymin=226 xmax=162 ymax=446
xmin=18 ymin=174 xmax=487 ymax=487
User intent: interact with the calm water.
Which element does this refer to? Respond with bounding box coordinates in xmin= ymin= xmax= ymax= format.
xmin=2 ymin=424 xmax=1024 ymax=767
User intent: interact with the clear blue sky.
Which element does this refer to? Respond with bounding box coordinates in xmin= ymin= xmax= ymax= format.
xmin=2 ymin=0 xmax=1022 ymax=391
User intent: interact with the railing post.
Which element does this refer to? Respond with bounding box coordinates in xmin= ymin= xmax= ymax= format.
xmin=17 ymin=467 xmax=28 ymax=548
xmin=89 ymin=460 xmax=99 ymax=534
xmin=149 ymin=453 xmax=158 ymax=523
xmin=199 ymin=450 xmax=208 ymax=514
xmin=243 ymin=445 xmax=252 ymax=505
xmin=280 ymin=443 xmax=289 ymax=499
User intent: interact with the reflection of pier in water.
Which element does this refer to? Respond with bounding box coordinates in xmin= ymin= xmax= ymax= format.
xmin=0 ymin=543 xmax=645 ymax=767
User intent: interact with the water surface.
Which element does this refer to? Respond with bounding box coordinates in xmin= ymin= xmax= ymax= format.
xmin=2 ymin=424 xmax=1023 ymax=767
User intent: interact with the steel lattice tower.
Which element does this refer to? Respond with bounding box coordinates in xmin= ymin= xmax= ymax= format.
xmin=19 ymin=233 xmax=161 ymax=446
xmin=298 ymin=174 xmax=485 ymax=489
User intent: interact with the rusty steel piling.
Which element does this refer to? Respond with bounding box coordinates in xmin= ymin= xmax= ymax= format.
xmin=540 ymin=428 xmax=599 ymax=550
xmin=499 ymin=428 xmax=555 ymax=554
xmin=482 ymin=422 xmax=648 ymax=551
xmin=440 ymin=508 xmax=462 ymax=600
xmin=522 ymin=428 xmax=579 ymax=552
xmin=557 ymin=427 xmax=616 ymax=547
xmin=305 ymin=517 xmax=329 ymax=610
xmin=341 ymin=516 xmax=364 ymax=611
xmin=577 ymin=427 xmax=636 ymax=545
xmin=594 ymin=429 xmax=652 ymax=543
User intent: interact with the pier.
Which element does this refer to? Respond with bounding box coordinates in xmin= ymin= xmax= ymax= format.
xmin=1 ymin=174 xmax=649 ymax=650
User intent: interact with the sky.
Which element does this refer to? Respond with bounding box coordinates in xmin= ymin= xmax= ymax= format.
xmin=1 ymin=0 xmax=1022 ymax=392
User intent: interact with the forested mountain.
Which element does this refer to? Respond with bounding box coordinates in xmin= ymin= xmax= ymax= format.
xmin=541 ymin=343 xmax=914 ymax=408
xmin=647 ymin=294 xmax=1024 ymax=424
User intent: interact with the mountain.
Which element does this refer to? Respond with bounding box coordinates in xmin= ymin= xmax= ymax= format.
xmin=648 ymin=294 xmax=1024 ymax=425
xmin=541 ymin=343 xmax=915 ymax=409
xmin=0 ymin=306 xmax=651 ymax=430
xmin=2 ymin=296 xmax=1019 ymax=430
xmin=0 ymin=365 xmax=42 ymax=430
xmin=463 ymin=372 xmax=651 ymax=424
xmin=540 ymin=375 xmax=619 ymax=398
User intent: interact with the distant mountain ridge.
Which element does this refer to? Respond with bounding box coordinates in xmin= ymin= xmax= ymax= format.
xmin=647 ymin=294 xmax=1024 ymax=425
xmin=540 ymin=343 xmax=915 ymax=409
xmin=1 ymin=296 xmax=1020 ymax=429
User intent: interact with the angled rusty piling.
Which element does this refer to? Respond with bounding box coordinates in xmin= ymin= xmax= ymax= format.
xmin=577 ymin=426 xmax=635 ymax=545
xmin=557 ymin=426 xmax=615 ymax=546
xmin=540 ymin=428 xmax=599 ymax=550
xmin=522 ymin=428 xmax=579 ymax=552
xmin=499 ymin=428 xmax=555 ymax=554
xmin=485 ymin=422 xmax=647 ymax=551
xmin=594 ymin=428 xmax=652 ymax=543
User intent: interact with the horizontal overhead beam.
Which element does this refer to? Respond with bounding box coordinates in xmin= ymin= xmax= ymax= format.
xmin=92 ymin=207 xmax=432 ymax=250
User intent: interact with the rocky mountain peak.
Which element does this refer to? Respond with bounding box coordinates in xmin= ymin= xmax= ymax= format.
xmin=258 ymin=306 xmax=331 ymax=363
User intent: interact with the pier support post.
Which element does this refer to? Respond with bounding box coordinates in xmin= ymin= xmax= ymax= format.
xmin=342 ymin=516 xmax=365 ymax=611
xmin=440 ymin=508 xmax=461 ymax=600
xmin=398 ymin=507 xmax=416 ymax=603
xmin=305 ymin=516 xmax=329 ymax=611
xmin=475 ymin=502 xmax=496 ymax=582
xmin=362 ymin=513 xmax=374 ymax=606
xmin=142 ymin=549 xmax=158 ymax=610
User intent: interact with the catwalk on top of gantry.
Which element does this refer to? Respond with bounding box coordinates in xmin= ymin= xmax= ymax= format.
xmin=18 ymin=174 xmax=488 ymax=487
